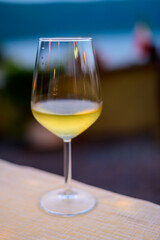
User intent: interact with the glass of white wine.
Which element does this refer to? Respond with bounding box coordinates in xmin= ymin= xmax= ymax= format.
xmin=31 ymin=37 xmax=102 ymax=216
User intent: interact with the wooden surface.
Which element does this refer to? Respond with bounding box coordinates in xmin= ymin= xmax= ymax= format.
xmin=0 ymin=159 xmax=160 ymax=239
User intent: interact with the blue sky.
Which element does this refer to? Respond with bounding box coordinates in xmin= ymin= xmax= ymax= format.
xmin=0 ymin=0 xmax=159 ymax=40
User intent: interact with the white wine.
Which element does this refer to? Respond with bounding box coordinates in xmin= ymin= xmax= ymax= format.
xmin=31 ymin=99 xmax=102 ymax=140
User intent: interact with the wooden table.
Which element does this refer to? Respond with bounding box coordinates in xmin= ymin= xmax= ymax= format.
xmin=0 ymin=159 xmax=160 ymax=239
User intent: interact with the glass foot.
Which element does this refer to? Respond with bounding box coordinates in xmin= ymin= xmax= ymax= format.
xmin=40 ymin=188 xmax=96 ymax=216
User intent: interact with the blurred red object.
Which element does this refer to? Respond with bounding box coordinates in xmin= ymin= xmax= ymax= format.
xmin=134 ymin=22 xmax=158 ymax=62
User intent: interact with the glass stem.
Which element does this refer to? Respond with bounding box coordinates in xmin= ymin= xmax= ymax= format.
xmin=64 ymin=139 xmax=72 ymax=194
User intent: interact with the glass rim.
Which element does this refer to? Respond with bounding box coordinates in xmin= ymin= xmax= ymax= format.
xmin=39 ymin=37 xmax=92 ymax=42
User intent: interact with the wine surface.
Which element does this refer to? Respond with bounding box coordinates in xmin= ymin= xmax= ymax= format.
xmin=31 ymin=99 xmax=102 ymax=140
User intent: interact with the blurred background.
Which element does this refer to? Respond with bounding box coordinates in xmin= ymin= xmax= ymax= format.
xmin=0 ymin=0 xmax=160 ymax=204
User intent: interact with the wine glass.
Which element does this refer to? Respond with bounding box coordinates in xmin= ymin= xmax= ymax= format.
xmin=31 ymin=37 xmax=102 ymax=216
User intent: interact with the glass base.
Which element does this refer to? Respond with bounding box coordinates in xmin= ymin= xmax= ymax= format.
xmin=40 ymin=188 xmax=96 ymax=216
